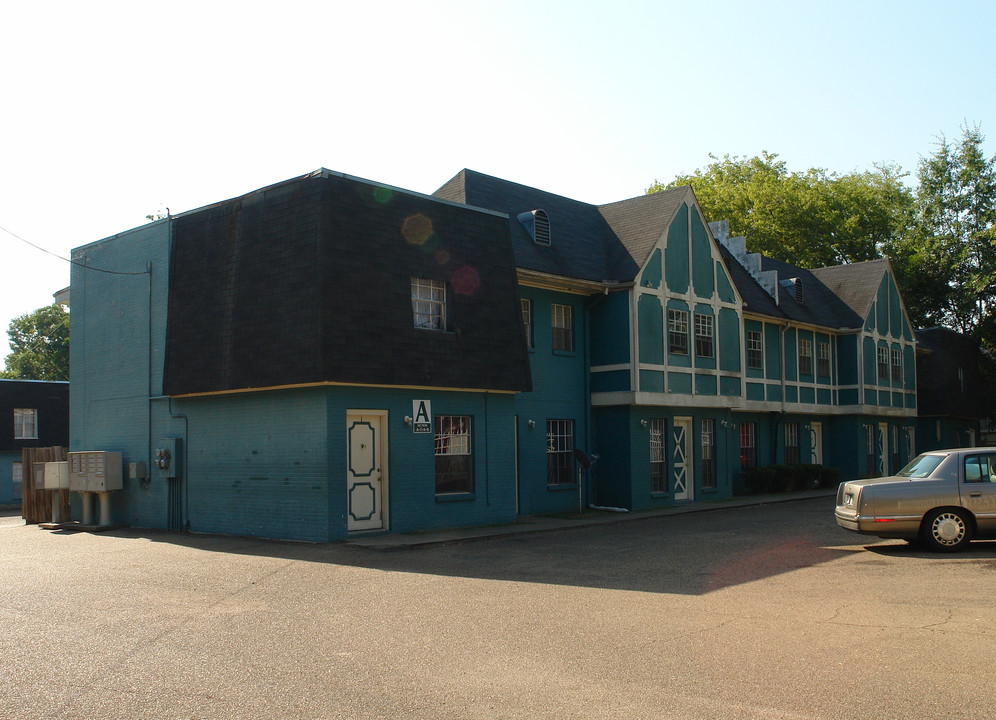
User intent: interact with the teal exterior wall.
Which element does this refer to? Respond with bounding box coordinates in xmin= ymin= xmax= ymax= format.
xmin=70 ymin=219 xmax=523 ymax=541
xmin=514 ymin=286 xmax=590 ymax=516
xmin=0 ymin=453 xmax=17 ymax=504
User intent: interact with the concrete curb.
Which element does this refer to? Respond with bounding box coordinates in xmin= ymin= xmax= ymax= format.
xmin=344 ymin=489 xmax=837 ymax=549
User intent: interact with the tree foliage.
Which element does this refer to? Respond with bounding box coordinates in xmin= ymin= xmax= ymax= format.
xmin=884 ymin=125 xmax=996 ymax=335
xmin=1 ymin=304 xmax=70 ymax=381
xmin=648 ymin=152 xmax=914 ymax=269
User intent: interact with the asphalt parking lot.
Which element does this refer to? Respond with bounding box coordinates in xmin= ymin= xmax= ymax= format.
xmin=2 ymin=496 xmax=995 ymax=720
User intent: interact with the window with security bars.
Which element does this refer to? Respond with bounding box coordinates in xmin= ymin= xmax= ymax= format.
xmin=798 ymin=338 xmax=812 ymax=376
xmin=746 ymin=330 xmax=763 ymax=370
xmin=435 ymin=416 xmax=473 ymax=494
xmin=817 ymin=341 xmax=831 ymax=377
xmin=649 ymin=418 xmax=666 ymax=492
xmin=695 ymin=314 xmax=714 ymax=358
xmin=551 ymin=304 xmax=573 ymax=352
xmin=891 ymin=425 xmax=899 ymax=472
xmin=521 ymin=298 xmax=533 ymax=349
xmin=411 ymin=277 xmax=446 ymax=330
xmin=890 ymin=348 xmax=902 ymax=382
xmin=740 ymin=422 xmax=757 ymax=470
xmin=785 ymin=422 xmax=800 ymax=464
xmin=546 ymin=419 xmax=574 ymax=485
xmin=14 ymin=408 xmax=37 ymax=439
xmin=701 ymin=419 xmax=716 ymax=489
xmin=668 ymin=308 xmax=688 ymax=355
xmin=866 ymin=425 xmax=876 ymax=476
xmin=877 ymin=346 xmax=889 ymax=381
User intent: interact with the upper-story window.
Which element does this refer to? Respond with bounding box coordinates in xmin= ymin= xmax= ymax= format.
xmin=890 ymin=347 xmax=902 ymax=382
xmin=518 ymin=209 xmax=551 ymax=246
xmin=411 ymin=277 xmax=446 ymax=330
xmin=551 ymin=304 xmax=573 ymax=352
xmin=521 ymin=298 xmax=533 ymax=349
xmin=746 ymin=330 xmax=763 ymax=370
xmin=14 ymin=408 xmax=37 ymax=439
xmin=668 ymin=309 xmax=688 ymax=355
xmin=798 ymin=338 xmax=813 ymax=376
xmin=695 ymin=314 xmax=714 ymax=358
xmin=877 ymin=346 xmax=889 ymax=381
xmin=817 ymin=341 xmax=831 ymax=377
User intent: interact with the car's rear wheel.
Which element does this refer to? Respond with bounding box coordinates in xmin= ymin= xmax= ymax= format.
xmin=921 ymin=509 xmax=972 ymax=552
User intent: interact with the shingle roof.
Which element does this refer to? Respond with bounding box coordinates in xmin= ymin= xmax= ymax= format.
xmin=810 ymin=259 xmax=889 ymax=321
xmin=434 ymin=170 xmax=688 ymax=284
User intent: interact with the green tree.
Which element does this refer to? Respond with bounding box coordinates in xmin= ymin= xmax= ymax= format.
xmin=885 ymin=125 xmax=996 ymax=335
xmin=648 ymin=152 xmax=914 ymax=269
xmin=1 ymin=303 xmax=70 ymax=381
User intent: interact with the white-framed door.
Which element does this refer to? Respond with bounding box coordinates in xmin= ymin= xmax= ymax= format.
xmin=346 ymin=411 xmax=388 ymax=532
xmin=673 ymin=416 xmax=693 ymax=501
xmin=809 ymin=421 xmax=823 ymax=465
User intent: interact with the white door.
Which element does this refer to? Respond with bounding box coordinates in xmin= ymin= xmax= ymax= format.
xmin=810 ymin=422 xmax=823 ymax=465
xmin=347 ymin=413 xmax=386 ymax=532
xmin=673 ymin=417 xmax=693 ymax=501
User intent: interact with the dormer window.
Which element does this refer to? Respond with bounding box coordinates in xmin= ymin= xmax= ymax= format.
xmin=780 ymin=277 xmax=804 ymax=304
xmin=517 ymin=209 xmax=551 ymax=246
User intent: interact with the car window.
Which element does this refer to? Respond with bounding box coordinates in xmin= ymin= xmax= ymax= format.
xmin=896 ymin=454 xmax=945 ymax=478
xmin=963 ymin=454 xmax=996 ymax=483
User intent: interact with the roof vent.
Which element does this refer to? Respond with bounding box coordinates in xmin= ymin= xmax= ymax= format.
xmin=780 ymin=277 xmax=804 ymax=304
xmin=517 ymin=209 xmax=551 ymax=246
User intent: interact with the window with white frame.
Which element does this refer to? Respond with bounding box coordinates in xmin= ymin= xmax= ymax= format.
xmin=740 ymin=422 xmax=757 ymax=470
xmin=551 ymin=304 xmax=573 ymax=352
xmin=890 ymin=347 xmax=902 ymax=382
xmin=865 ymin=425 xmax=876 ymax=476
xmin=521 ymin=298 xmax=533 ymax=349
xmin=546 ymin=419 xmax=574 ymax=485
xmin=785 ymin=422 xmax=800 ymax=464
xmin=668 ymin=308 xmax=688 ymax=355
xmin=411 ymin=277 xmax=446 ymax=330
xmin=746 ymin=330 xmax=763 ymax=370
xmin=701 ymin=419 xmax=716 ymax=489
xmin=817 ymin=341 xmax=831 ymax=377
xmin=14 ymin=408 xmax=37 ymax=439
xmin=877 ymin=346 xmax=889 ymax=380
xmin=798 ymin=338 xmax=813 ymax=376
xmin=649 ymin=418 xmax=666 ymax=493
xmin=434 ymin=415 xmax=473 ymax=494
xmin=695 ymin=313 xmax=714 ymax=358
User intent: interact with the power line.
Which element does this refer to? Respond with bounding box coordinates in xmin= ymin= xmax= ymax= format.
xmin=0 ymin=222 xmax=150 ymax=276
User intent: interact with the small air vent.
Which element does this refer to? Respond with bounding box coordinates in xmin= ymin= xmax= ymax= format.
xmin=779 ymin=277 xmax=804 ymax=304
xmin=517 ymin=209 xmax=551 ymax=246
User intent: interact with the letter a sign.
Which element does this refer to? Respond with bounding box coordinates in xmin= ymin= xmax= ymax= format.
xmin=412 ymin=399 xmax=432 ymax=434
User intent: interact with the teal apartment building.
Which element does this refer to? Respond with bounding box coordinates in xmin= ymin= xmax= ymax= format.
xmin=69 ymin=168 xmax=922 ymax=541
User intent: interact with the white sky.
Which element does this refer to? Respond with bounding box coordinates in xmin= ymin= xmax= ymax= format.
xmin=2 ymin=0 xmax=993 ymax=361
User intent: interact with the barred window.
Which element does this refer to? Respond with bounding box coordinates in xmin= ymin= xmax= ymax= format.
xmin=817 ymin=341 xmax=831 ymax=377
xmin=551 ymin=304 xmax=573 ymax=352
xmin=746 ymin=330 xmax=763 ymax=370
xmin=890 ymin=347 xmax=902 ymax=382
xmin=435 ymin=416 xmax=472 ymax=494
xmin=649 ymin=419 xmax=666 ymax=493
xmin=701 ymin=419 xmax=716 ymax=489
xmin=798 ymin=338 xmax=813 ymax=376
xmin=785 ymin=422 xmax=800 ymax=465
xmin=546 ymin=419 xmax=574 ymax=485
xmin=740 ymin=422 xmax=757 ymax=470
xmin=411 ymin=277 xmax=446 ymax=330
xmin=695 ymin=314 xmax=714 ymax=358
xmin=668 ymin=309 xmax=688 ymax=355
xmin=866 ymin=424 xmax=876 ymax=476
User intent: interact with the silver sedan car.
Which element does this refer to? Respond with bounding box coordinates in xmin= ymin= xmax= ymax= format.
xmin=835 ymin=447 xmax=996 ymax=551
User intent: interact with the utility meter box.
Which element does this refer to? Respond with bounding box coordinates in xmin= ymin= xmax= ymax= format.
xmin=43 ymin=461 xmax=70 ymax=490
xmin=68 ymin=451 xmax=123 ymax=492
